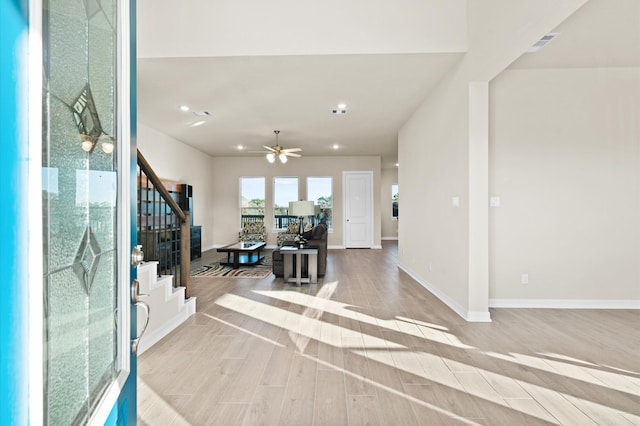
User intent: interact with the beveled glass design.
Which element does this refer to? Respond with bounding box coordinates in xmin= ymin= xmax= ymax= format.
xmin=42 ymin=0 xmax=120 ymax=424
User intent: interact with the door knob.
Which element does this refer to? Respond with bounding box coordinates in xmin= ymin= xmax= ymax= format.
xmin=131 ymin=245 xmax=144 ymax=267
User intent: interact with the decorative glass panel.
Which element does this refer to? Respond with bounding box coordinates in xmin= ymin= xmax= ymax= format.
xmin=42 ymin=0 xmax=120 ymax=424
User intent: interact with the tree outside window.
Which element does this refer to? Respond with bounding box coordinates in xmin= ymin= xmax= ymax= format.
xmin=274 ymin=177 xmax=299 ymax=229
xmin=308 ymin=177 xmax=332 ymax=229
xmin=240 ymin=177 xmax=265 ymax=225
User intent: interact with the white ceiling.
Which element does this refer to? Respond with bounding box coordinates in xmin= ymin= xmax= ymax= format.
xmin=136 ymin=0 xmax=638 ymax=168
xmin=137 ymin=53 xmax=463 ymax=166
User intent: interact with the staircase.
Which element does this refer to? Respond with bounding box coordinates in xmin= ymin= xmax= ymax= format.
xmin=135 ymin=261 xmax=196 ymax=355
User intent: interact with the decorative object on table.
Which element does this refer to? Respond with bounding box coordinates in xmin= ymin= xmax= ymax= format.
xmin=254 ymin=130 xmax=302 ymax=164
xmin=288 ymin=200 xmax=315 ymax=247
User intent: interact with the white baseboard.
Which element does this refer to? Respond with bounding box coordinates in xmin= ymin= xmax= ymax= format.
xmin=136 ymin=297 xmax=197 ymax=355
xmin=381 ymin=237 xmax=398 ymax=241
xmin=398 ymin=263 xmax=491 ymax=322
xmin=328 ymin=245 xmax=345 ymax=250
xmin=372 ymin=244 xmax=382 ymax=249
xmin=489 ymin=299 xmax=640 ymax=309
xmin=466 ymin=311 xmax=492 ymax=322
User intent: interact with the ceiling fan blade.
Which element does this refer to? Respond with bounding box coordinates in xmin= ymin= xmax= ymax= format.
xmin=285 ymin=152 xmax=302 ymax=158
xmin=263 ymin=145 xmax=276 ymax=152
xmin=281 ymin=147 xmax=302 ymax=153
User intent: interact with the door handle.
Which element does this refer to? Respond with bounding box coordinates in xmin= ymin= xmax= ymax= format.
xmin=131 ymin=278 xmax=150 ymax=355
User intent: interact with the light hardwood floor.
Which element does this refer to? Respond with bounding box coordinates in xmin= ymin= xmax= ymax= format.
xmin=138 ymin=242 xmax=640 ymax=425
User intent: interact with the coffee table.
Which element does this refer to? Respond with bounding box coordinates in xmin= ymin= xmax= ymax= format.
xmin=217 ymin=241 xmax=266 ymax=269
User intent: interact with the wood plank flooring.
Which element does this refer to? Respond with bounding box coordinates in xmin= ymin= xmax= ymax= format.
xmin=138 ymin=242 xmax=640 ymax=425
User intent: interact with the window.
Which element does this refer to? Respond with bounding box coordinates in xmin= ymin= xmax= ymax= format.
xmin=308 ymin=176 xmax=332 ymax=229
xmin=392 ymin=184 xmax=399 ymax=220
xmin=273 ymin=177 xmax=298 ymax=229
xmin=240 ymin=177 xmax=265 ymax=226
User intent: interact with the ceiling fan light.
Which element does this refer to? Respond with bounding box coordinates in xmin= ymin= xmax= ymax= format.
xmin=279 ymin=153 xmax=288 ymax=164
xmin=266 ymin=153 xmax=276 ymax=163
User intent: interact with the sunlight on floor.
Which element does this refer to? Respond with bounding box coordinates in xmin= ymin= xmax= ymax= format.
xmin=288 ymin=280 xmax=339 ymax=353
xmin=201 ymin=312 xmax=286 ymax=348
xmin=212 ymin=290 xmax=640 ymax=425
xmin=485 ymin=351 xmax=640 ymax=395
xmin=253 ymin=289 xmax=474 ymax=349
xmin=138 ymin=380 xmax=192 ymax=426
xmin=299 ymin=351 xmax=483 ymax=425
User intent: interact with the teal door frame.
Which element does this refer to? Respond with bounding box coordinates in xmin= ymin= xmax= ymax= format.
xmin=0 ymin=0 xmax=138 ymax=423
xmin=0 ymin=0 xmax=29 ymax=423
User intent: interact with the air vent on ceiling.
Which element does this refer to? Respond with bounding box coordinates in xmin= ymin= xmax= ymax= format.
xmin=193 ymin=111 xmax=211 ymax=116
xmin=332 ymin=109 xmax=347 ymax=115
xmin=527 ymin=33 xmax=560 ymax=53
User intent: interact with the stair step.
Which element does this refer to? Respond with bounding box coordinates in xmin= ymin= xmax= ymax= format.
xmin=135 ymin=262 xmax=196 ymax=355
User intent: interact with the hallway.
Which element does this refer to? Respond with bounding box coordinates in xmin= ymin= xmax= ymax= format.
xmin=138 ymin=243 xmax=640 ymax=425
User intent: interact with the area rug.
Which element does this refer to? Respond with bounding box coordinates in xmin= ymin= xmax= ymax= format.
xmin=191 ymin=256 xmax=272 ymax=279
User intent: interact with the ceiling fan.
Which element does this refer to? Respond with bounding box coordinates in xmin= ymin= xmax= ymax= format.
xmin=259 ymin=130 xmax=302 ymax=163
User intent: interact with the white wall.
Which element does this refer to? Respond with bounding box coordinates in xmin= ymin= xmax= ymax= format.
xmin=399 ymin=69 xmax=472 ymax=316
xmin=398 ymin=0 xmax=588 ymax=320
xmin=137 ymin=123 xmax=216 ymax=250
xmin=211 ymin=156 xmax=381 ymax=248
xmin=381 ymin=167 xmax=398 ymax=240
xmin=489 ymin=68 xmax=640 ymax=305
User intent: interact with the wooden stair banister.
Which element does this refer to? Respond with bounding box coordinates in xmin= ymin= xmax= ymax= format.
xmin=137 ymin=149 xmax=191 ymax=298
xmin=137 ymin=150 xmax=186 ymax=223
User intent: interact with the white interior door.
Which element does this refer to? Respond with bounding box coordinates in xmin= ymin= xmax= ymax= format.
xmin=344 ymin=171 xmax=373 ymax=248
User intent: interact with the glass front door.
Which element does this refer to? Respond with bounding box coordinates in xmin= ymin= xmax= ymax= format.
xmin=41 ymin=0 xmax=135 ymax=423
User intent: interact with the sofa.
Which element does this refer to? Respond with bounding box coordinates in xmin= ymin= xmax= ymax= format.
xmin=272 ymin=222 xmax=328 ymax=278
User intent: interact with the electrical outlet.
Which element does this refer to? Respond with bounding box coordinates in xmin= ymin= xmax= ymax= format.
xmin=521 ymin=273 xmax=529 ymax=284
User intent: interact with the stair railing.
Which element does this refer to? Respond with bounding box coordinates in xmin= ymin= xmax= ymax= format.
xmin=137 ymin=149 xmax=191 ymax=298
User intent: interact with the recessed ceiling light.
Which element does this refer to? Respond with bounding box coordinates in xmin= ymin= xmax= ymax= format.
xmin=395 ymin=163 xmax=399 ymax=167
xmin=332 ymin=102 xmax=348 ymax=115
xmin=180 ymin=105 xmax=189 ymax=111
xmin=237 ymin=145 xmax=244 ymax=150
xmin=191 ymin=121 xmax=205 ymax=127
xmin=333 ymin=144 xmax=339 ymax=150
